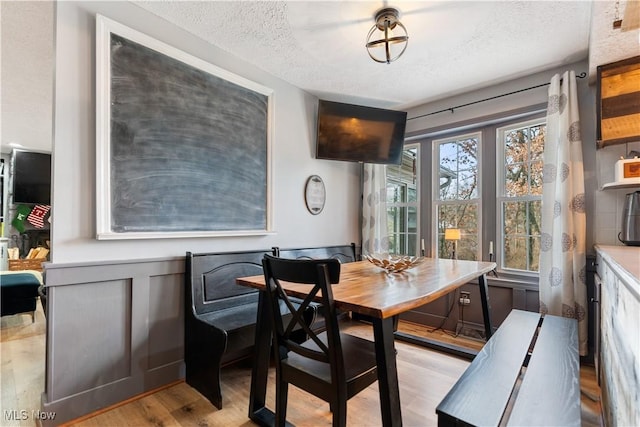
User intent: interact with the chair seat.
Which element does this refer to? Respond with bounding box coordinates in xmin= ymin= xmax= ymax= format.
xmin=282 ymin=331 xmax=377 ymax=399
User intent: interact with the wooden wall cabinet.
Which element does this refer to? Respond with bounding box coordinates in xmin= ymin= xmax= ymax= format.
xmin=596 ymin=55 xmax=640 ymax=148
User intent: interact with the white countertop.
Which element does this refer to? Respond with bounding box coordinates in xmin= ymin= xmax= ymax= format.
xmin=594 ymin=245 xmax=640 ymax=287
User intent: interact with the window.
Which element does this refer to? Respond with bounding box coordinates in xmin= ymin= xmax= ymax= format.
xmin=386 ymin=145 xmax=419 ymax=256
xmin=419 ymin=110 xmax=546 ymax=284
xmin=433 ymin=133 xmax=481 ymax=260
xmin=386 ymin=109 xmax=545 ymax=281
xmin=497 ymin=119 xmax=545 ymax=273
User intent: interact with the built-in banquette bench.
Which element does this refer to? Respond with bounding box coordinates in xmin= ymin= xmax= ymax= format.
xmin=184 ymin=244 xmax=357 ymax=409
xmin=436 ymin=309 xmax=580 ymax=427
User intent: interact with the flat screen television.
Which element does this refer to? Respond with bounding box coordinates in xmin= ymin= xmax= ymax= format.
xmin=12 ymin=149 xmax=51 ymax=205
xmin=316 ymin=100 xmax=407 ymax=164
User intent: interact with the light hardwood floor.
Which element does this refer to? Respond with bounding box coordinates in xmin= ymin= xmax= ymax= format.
xmin=1 ymin=308 xmax=601 ymax=427
xmin=0 ymin=299 xmax=46 ymax=427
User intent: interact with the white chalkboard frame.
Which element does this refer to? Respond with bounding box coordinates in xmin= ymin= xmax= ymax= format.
xmin=96 ymin=15 xmax=273 ymax=240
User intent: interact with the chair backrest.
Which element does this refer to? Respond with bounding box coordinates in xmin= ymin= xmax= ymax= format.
xmin=273 ymin=243 xmax=358 ymax=263
xmin=262 ymin=254 xmax=343 ymax=369
xmin=186 ymin=250 xmax=269 ymax=316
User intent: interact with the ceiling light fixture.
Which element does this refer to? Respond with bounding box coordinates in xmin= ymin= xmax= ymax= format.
xmin=365 ymin=7 xmax=409 ymax=64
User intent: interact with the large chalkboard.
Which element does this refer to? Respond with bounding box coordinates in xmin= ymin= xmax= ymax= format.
xmin=96 ymin=16 xmax=272 ymax=239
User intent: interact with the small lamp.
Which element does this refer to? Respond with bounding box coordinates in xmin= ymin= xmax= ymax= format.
xmin=444 ymin=228 xmax=461 ymax=259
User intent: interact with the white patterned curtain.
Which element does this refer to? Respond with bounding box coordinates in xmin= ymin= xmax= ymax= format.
xmin=539 ymin=70 xmax=587 ymax=355
xmin=362 ymin=163 xmax=389 ymax=255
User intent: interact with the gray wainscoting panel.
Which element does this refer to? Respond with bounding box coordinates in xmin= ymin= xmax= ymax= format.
xmin=148 ymin=273 xmax=184 ymax=370
xmin=41 ymin=257 xmax=186 ymax=426
xmin=400 ymin=281 xmax=540 ymax=336
xmin=512 ymin=287 xmax=527 ymax=309
xmin=48 ymin=278 xmax=132 ymax=400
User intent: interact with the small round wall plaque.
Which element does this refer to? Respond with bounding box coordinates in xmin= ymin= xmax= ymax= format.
xmin=304 ymin=175 xmax=326 ymax=215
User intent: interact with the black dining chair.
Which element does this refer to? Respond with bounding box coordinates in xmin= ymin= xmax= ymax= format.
xmin=262 ymin=254 xmax=379 ymax=427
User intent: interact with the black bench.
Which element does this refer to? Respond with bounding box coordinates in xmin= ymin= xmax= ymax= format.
xmin=436 ymin=309 xmax=580 ymax=426
xmin=185 ymin=250 xmax=274 ymax=409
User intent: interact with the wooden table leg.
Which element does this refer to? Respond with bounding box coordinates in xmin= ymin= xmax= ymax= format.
xmin=372 ymin=316 xmax=402 ymax=427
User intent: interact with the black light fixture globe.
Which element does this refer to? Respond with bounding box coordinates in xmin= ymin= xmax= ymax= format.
xmin=365 ymin=7 xmax=409 ymax=64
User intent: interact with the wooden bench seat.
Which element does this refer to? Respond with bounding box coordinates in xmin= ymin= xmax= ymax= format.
xmin=436 ymin=309 xmax=580 ymax=426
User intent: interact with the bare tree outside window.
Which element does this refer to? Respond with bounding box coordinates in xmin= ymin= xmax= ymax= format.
xmin=386 ymin=146 xmax=419 ymax=256
xmin=434 ymin=134 xmax=480 ymax=260
xmin=498 ymin=120 xmax=545 ymax=272
xmin=396 ymin=113 xmax=544 ymax=279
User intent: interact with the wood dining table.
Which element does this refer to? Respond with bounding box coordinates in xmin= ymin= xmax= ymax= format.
xmin=236 ymin=257 xmax=497 ymax=427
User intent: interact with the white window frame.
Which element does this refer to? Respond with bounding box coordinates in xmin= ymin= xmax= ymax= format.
xmin=496 ymin=117 xmax=545 ymax=276
xmin=386 ymin=143 xmax=420 ymax=256
xmin=432 ymin=132 xmax=482 ymax=260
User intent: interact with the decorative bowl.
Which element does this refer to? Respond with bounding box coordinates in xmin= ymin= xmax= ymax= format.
xmin=364 ymin=254 xmax=423 ymax=273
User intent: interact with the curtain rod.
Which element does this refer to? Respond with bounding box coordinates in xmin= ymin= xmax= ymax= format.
xmin=407 ymin=71 xmax=587 ymax=121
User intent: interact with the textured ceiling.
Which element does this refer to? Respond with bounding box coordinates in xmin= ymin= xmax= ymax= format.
xmin=134 ymin=0 xmax=594 ymax=109
xmin=3 ymin=1 xmax=640 ymax=153
xmin=0 ymin=1 xmax=54 ymax=152
xmin=589 ymin=0 xmax=640 ymax=82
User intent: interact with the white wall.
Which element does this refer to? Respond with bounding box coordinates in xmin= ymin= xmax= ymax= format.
xmin=52 ymin=1 xmax=360 ymax=264
xmin=593 ymin=141 xmax=640 ymax=246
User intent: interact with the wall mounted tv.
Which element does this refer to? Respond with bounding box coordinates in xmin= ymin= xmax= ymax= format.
xmin=315 ymin=100 xmax=407 ymax=165
xmin=12 ymin=149 xmax=51 ymax=205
